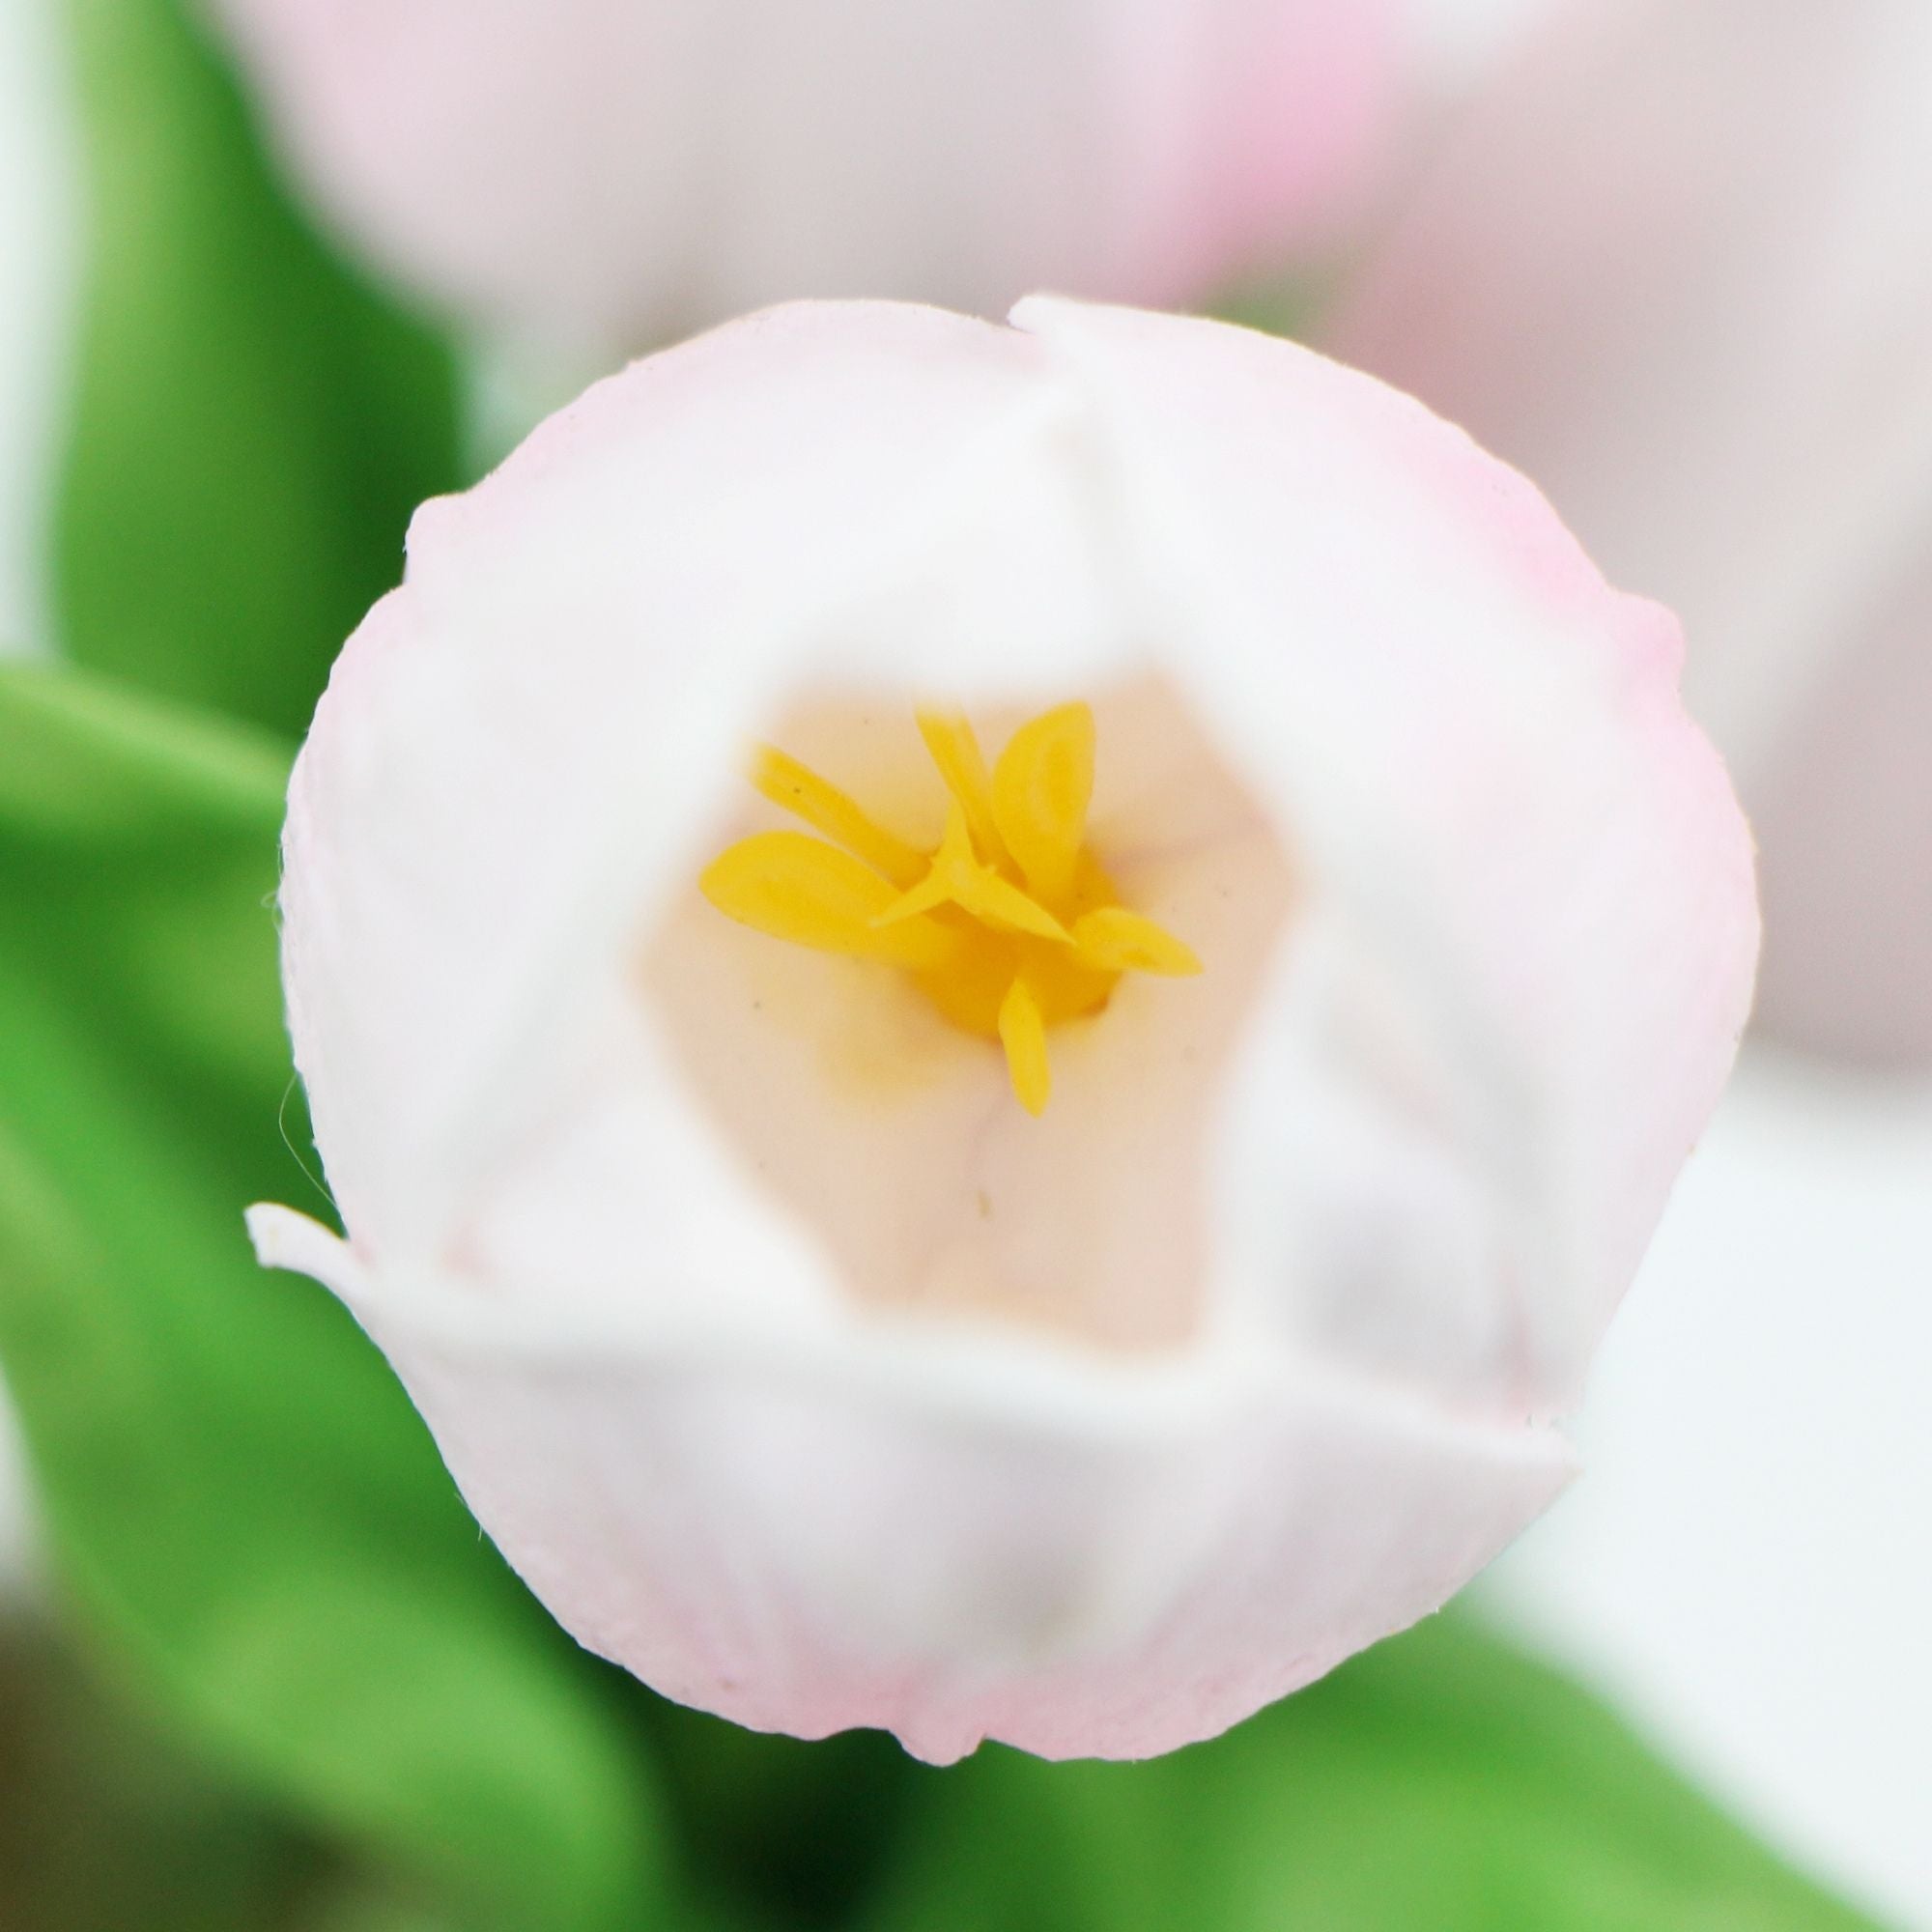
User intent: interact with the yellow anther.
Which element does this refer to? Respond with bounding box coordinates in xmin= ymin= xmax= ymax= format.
xmin=992 ymin=701 xmax=1095 ymax=904
xmin=953 ymin=867 xmax=1069 ymax=944
xmin=867 ymin=806 xmax=974 ymax=926
xmin=1071 ymin=906 xmax=1202 ymax=978
xmin=701 ymin=700 xmax=1203 ymax=1116
xmin=867 ymin=863 xmax=954 ymax=930
xmin=872 ymin=806 xmax=1069 ymax=942
xmin=699 ymin=832 xmax=956 ymax=970
xmin=753 ymin=745 xmax=927 ymax=888
xmin=915 ymin=710 xmax=1008 ymax=866
xmin=997 ymin=977 xmax=1052 ymax=1117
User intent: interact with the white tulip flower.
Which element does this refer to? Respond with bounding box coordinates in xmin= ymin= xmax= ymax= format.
xmin=250 ymin=298 xmax=1757 ymax=1763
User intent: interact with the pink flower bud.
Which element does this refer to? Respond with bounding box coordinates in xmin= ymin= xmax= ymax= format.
xmin=208 ymin=0 xmax=1400 ymax=353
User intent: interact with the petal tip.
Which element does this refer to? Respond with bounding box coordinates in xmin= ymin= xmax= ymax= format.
xmin=244 ymin=1203 xmax=364 ymax=1306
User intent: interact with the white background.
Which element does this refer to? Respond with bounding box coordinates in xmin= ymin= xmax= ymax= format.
xmin=1 ymin=0 xmax=1928 ymax=1923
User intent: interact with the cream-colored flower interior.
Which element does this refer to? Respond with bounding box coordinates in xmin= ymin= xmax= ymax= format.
xmin=642 ymin=674 xmax=1293 ymax=1351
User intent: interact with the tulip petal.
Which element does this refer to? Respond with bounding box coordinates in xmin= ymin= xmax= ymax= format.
xmin=209 ymin=0 xmax=1401 ymax=352
xmin=278 ymin=300 xmax=1081 ymax=1258
xmin=1326 ymin=0 xmax=1932 ymax=1065
xmin=260 ymin=297 xmax=1751 ymax=1761
xmin=1009 ymin=296 xmax=1759 ymax=1417
xmin=255 ymin=1239 xmax=1574 ymax=1765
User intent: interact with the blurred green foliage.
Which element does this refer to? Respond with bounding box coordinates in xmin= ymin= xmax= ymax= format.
xmin=54 ymin=0 xmax=463 ymax=739
xmin=644 ymin=1701 xmax=926 ymax=1928
xmin=0 ymin=1611 xmax=322 ymax=1931
xmin=0 ymin=667 xmax=666 ymax=1930
xmin=859 ymin=1616 xmax=1885 ymax=1932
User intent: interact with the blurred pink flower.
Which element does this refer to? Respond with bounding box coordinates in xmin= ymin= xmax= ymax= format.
xmin=207 ymin=0 xmax=1398 ymax=353
xmin=248 ymin=297 xmax=1755 ymax=1762
xmin=1329 ymin=0 xmax=1932 ymax=1067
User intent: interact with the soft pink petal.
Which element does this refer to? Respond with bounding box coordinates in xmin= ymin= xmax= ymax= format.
xmin=260 ymin=298 xmax=1753 ymax=1757
xmin=1750 ymin=542 xmax=1932 ymax=1065
xmin=251 ymin=1207 xmax=1570 ymax=1765
xmin=280 ymin=301 xmax=1070 ymax=1256
xmin=209 ymin=0 xmax=1400 ymax=352
xmin=1327 ymin=0 xmax=1932 ymax=1066
xmin=1012 ymin=297 xmax=1759 ymax=1417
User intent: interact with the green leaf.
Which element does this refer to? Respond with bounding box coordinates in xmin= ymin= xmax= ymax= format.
xmin=643 ymin=1702 xmax=925 ymax=1929
xmin=53 ymin=0 xmax=463 ymax=739
xmin=859 ymin=1616 xmax=1888 ymax=1932
xmin=0 ymin=664 xmax=665 ymax=1930
xmin=0 ymin=1610 xmax=316 ymax=1932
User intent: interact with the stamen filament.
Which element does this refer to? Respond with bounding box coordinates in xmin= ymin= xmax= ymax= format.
xmin=997 ymin=977 xmax=1052 ymax=1117
xmin=699 ymin=831 xmax=957 ymax=970
xmin=753 ymin=745 xmax=926 ymax=887
xmin=915 ymin=710 xmax=1009 ymax=867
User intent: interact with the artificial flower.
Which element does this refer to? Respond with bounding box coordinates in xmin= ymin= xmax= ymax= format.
xmin=249 ymin=297 xmax=1757 ymax=1761
xmin=1329 ymin=0 xmax=1932 ymax=1066
xmin=205 ymin=0 xmax=1398 ymax=354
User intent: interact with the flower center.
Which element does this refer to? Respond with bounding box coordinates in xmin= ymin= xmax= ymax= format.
xmin=699 ymin=702 xmax=1202 ymax=1114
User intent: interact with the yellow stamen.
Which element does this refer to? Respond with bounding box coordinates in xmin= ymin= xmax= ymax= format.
xmin=1071 ymin=906 xmax=1203 ymax=978
xmin=998 ymin=977 xmax=1052 ymax=1117
xmin=700 ymin=702 xmax=1202 ymax=1115
xmin=915 ymin=710 xmax=1008 ymax=865
xmin=699 ymin=832 xmax=956 ymax=970
xmin=753 ymin=745 xmax=926 ymax=888
xmin=992 ymin=701 xmax=1095 ymax=904
xmin=873 ymin=805 xmax=1069 ymax=942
